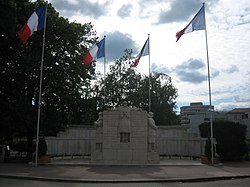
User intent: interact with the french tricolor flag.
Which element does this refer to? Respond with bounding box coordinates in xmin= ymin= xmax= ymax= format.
xmin=18 ymin=5 xmax=46 ymax=44
xmin=84 ymin=37 xmax=105 ymax=65
xmin=132 ymin=37 xmax=149 ymax=67
xmin=176 ymin=4 xmax=205 ymax=42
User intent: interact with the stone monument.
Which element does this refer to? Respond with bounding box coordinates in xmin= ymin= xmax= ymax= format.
xmin=91 ymin=102 xmax=159 ymax=164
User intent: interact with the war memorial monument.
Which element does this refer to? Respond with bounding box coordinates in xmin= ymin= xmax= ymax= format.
xmin=91 ymin=101 xmax=159 ymax=164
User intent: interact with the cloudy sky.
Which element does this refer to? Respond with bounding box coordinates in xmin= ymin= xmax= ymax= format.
xmin=49 ymin=0 xmax=250 ymax=112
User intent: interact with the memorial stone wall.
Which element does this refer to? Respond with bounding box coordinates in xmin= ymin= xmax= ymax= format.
xmin=91 ymin=103 xmax=159 ymax=164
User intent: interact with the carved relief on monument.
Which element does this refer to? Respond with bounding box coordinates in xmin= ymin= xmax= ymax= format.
xmin=118 ymin=101 xmax=131 ymax=143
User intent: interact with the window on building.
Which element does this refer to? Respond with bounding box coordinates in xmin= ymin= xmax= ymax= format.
xmin=96 ymin=143 xmax=102 ymax=151
xmin=242 ymin=114 xmax=248 ymax=119
xmin=234 ymin=114 xmax=237 ymax=120
xmin=120 ymin=133 xmax=130 ymax=143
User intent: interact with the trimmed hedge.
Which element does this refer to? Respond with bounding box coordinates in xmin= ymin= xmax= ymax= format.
xmin=199 ymin=121 xmax=247 ymax=161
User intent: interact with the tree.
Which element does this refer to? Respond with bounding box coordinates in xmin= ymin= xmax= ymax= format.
xmin=95 ymin=49 xmax=178 ymax=125
xmin=96 ymin=49 xmax=143 ymax=109
xmin=199 ymin=121 xmax=247 ymax=161
xmin=150 ymin=73 xmax=178 ymax=125
xmin=0 ymin=0 xmax=98 ymax=158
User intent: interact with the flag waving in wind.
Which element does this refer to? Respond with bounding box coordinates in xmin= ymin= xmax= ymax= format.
xmin=176 ymin=4 xmax=205 ymax=42
xmin=84 ymin=37 xmax=105 ymax=65
xmin=132 ymin=37 xmax=149 ymax=67
xmin=18 ymin=5 xmax=46 ymax=44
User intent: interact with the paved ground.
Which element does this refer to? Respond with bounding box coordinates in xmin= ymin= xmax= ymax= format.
xmin=0 ymin=158 xmax=250 ymax=183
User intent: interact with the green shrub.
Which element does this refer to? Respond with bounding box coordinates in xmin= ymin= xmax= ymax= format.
xmin=199 ymin=121 xmax=247 ymax=161
xmin=38 ymin=137 xmax=47 ymax=156
xmin=204 ymin=138 xmax=215 ymax=158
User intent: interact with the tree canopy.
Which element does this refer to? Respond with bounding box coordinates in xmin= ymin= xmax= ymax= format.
xmin=0 ymin=0 xmax=98 ymax=157
xmin=95 ymin=49 xmax=179 ymax=126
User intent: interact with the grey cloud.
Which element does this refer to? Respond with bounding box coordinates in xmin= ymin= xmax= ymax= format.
xmin=234 ymin=95 xmax=250 ymax=103
xmin=103 ymin=31 xmax=137 ymax=62
xmin=117 ymin=4 xmax=133 ymax=18
xmin=147 ymin=58 xmax=209 ymax=84
xmin=156 ymin=0 xmax=218 ymax=25
xmin=233 ymin=8 xmax=250 ymax=26
xmin=157 ymin=0 xmax=203 ymax=24
xmin=151 ymin=63 xmax=171 ymax=74
xmin=179 ymin=58 xmax=205 ymax=69
xmin=137 ymin=0 xmax=160 ymax=19
xmin=177 ymin=71 xmax=207 ymax=83
xmin=51 ymin=0 xmax=110 ymax=18
xmin=211 ymin=69 xmax=220 ymax=78
xmin=223 ymin=65 xmax=239 ymax=74
xmin=175 ymin=58 xmax=207 ymax=84
xmin=143 ymin=58 xmax=219 ymax=84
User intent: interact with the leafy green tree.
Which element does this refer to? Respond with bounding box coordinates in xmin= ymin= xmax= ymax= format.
xmin=0 ymin=0 xmax=31 ymax=143
xmin=0 ymin=0 xmax=97 ymax=157
xmin=96 ymin=49 xmax=178 ymax=125
xmin=150 ymin=73 xmax=178 ymax=125
xmin=96 ymin=49 xmax=143 ymax=109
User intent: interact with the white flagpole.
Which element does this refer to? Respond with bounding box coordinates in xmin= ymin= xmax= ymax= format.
xmin=103 ymin=36 xmax=106 ymax=78
xmin=148 ymin=34 xmax=151 ymax=112
xmin=203 ymin=2 xmax=214 ymax=165
xmin=103 ymin=35 xmax=106 ymax=108
xmin=35 ymin=1 xmax=48 ymax=167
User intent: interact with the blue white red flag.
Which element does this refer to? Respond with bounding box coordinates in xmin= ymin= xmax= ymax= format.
xmin=84 ymin=37 xmax=105 ymax=65
xmin=18 ymin=5 xmax=46 ymax=44
xmin=132 ymin=37 xmax=149 ymax=67
xmin=176 ymin=4 xmax=205 ymax=42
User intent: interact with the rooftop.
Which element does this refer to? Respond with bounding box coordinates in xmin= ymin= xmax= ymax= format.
xmin=227 ymin=108 xmax=250 ymax=114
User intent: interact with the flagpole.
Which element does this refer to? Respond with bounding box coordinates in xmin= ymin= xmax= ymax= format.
xmin=103 ymin=35 xmax=106 ymax=108
xmin=148 ymin=34 xmax=151 ymax=112
xmin=103 ymin=36 xmax=106 ymax=77
xmin=35 ymin=1 xmax=48 ymax=167
xmin=203 ymin=2 xmax=214 ymax=165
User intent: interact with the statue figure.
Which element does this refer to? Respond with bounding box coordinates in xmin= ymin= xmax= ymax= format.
xmin=148 ymin=112 xmax=157 ymax=151
xmin=94 ymin=112 xmax=103 ymax=150
xmin=95 ymin=112 xmax=103 ymax=128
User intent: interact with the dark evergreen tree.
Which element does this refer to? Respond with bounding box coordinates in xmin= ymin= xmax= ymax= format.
xmin=199 ymin=121 xmax=247 ymax=161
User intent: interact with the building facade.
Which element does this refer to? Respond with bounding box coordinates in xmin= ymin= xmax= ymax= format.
xmin=180 ymin=102 xmax=216 ymax=135
xmin=180 ymin=103 xmax=250 ymax=143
